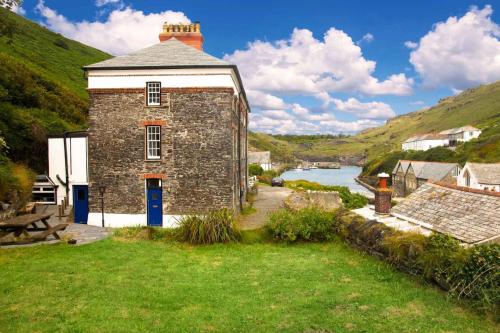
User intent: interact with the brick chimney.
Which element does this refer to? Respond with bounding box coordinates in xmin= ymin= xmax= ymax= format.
xmin=374 ymin=173 xmax=392 ymax=215
xmin=159 ymin=22 xmax=203 ymax=50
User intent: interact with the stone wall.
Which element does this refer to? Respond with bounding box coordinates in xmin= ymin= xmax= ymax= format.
xmin=88 ymin=88 xmax=245 ymax=216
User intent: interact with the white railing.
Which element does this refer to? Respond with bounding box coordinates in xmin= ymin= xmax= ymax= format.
xmin=248 ymin=176 xmax=257 ymax=188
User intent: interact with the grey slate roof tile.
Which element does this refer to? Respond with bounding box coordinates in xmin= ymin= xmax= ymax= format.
xmin=391 ymin=183 xmax=500 ymax=244
xmin=85 ymin=38 xmax=231 ymax=69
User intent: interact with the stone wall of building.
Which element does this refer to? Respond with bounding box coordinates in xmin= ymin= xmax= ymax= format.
xmin=88 ymin=88 xmax=243 ymax=216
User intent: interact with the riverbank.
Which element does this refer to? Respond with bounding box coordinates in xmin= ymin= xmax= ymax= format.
xmin=281 ymin=166 xmax=373 ymax=197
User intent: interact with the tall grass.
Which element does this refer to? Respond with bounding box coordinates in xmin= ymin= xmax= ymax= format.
xmin=176 ymin=209 xmax=240 ymax=244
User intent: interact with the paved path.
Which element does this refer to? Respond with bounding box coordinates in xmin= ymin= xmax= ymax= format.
xmin=1 ymin=205 xmax=111 ymax=248
xmin=237 ymin=185 xmax=293 ymax=230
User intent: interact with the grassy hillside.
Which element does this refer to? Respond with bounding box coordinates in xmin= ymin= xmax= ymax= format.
xmin=0 ymin=8 xmax=109 ymax=99
xmin=0 ymin=8 xmax=110 ymax=166
xmin=250 ymin=81 xmax=500 ymax=166
xmin=0 ymin=8 xmax=110 ymax=203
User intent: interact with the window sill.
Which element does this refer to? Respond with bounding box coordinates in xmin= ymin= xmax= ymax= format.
xmin=145 ymin=159 xmax=162 ymax=162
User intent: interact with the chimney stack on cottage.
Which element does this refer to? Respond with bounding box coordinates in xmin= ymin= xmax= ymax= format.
xmin=159 ymin=22 xmax=203 ymax=50
xmin=374 ymin=173 xmax=392 ymax=215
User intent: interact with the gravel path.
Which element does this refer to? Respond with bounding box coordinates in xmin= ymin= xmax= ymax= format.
xmin=237 ymin=185 xmax=293 ymax=230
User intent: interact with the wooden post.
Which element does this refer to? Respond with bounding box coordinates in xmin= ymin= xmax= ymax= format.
xmin=61 ymin=200 xmax=65 ymax=215
xmin=64 ymin=197 xmax=68 ymax=210
xmin=58 ymin=204 xmax=62 ymax=220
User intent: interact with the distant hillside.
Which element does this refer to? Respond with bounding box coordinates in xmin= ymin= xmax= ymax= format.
xmin=250 ymin=80 xmax=500 ymax=166
xmin=0 ymin=7 xmax=110 ymax=171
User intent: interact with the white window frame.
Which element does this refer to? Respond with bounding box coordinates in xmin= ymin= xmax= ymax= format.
xmin=147 ymin=82 xmax=161 ymax=106
xmin=146 ymin=126 xmax=161 ymax=160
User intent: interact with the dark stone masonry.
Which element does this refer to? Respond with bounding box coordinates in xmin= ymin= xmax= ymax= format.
xmin=88 ymin=88 xmax=247 ymax=216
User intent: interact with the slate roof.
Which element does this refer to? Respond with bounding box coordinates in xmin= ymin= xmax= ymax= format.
xmin=409 ymin=161 xmax=459 ymax=181
xmin=392 ymin=160 xmax=410 ymax=175
xmin=248 ymin=151 xmax=271 ymax=164
xmin=466 ymin=162 xmax=500 ymax=185
xmin=85 ymin=38 xmax=231 ymax=69
xmin=439 ymin=125 xmax=480 ymax=135
xmin=403 ymin=133 xmax=448 ymax=143
xmin=392 ymin=160 xmax=458 ymax=181
xmin=391 ymin=182 xmax=500 ymax=244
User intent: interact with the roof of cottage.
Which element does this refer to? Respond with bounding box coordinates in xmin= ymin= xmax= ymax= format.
xmin=409 ymin=161 xmax=459 ymax=181
xmin=84 ymin=38 xmax=231 ymax=69
xmin=403 ymin=133 xmax=448 ymax=143
xmin=392 ymin=160 xmax=458 ymax=181
xmin=466 ymin=162 xmax=500 ymax=185
xmin=439 ymin=125 xmax=480 ymax=135
xmin=391 ymin=182 xmax=500 ymax=244
xmin=248 ymin=151 xmax=271 ymax=164
xmin=392 ymin=160 xmax=411 ymax=174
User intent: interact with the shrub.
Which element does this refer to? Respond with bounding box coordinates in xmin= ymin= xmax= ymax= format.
xmin=176 ymin=209 xmax=240 ymax=244
xmin=452 ymin=244 xmax=500 ymax=306
xmin=382 ymin=231 xmax=427 ymax=275
xmin=257 ymin=169 xmax=278 ymax=185
xmin=266 ymin=207 xmax=335 ymax=242
xmin=53 ymin=39 xmax=69 ymax=50
xmin=248 ymin=163 xmax=263 ymax=176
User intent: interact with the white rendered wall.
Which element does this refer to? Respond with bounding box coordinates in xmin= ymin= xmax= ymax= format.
xmin=457 ymin=165 xmax=500 ymax=191
xmin=261 ymin=163 xmax=272 ymax=171
xmin=88 ymin=213 xmax=182 ymax=228
xmin=87 ymin=68 xmax=240 ymax=96
xmin=402 ymin=139 xmax=448 ymax=151
xmin=48 ymin=137 xmax=88 ymax=205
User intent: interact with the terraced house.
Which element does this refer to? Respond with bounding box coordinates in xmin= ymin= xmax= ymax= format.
xmin=83 ymin=22 xmax=250 ymax=227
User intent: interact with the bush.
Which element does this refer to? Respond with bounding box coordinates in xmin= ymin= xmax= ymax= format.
xmin=285 ymin=180 xmax=368 ymax=209
xmin=257 ymin=169 xmax=278 ymax=185
xmin=176 ymin=209 xmax=240 ymax=244
xmin=266 ymin=207 xmax=335 ymax=242
xmin=452 ymin=244 xmax=500 ymax=306
xmin=248 ymin=163 xmax=263 ymax=176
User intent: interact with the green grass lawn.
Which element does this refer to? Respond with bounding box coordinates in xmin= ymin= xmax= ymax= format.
xmin=0 ymin=238 xmax=498 ymax=333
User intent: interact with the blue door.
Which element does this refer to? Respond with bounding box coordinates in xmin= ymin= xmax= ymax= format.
xmin=73 ymin=185 xmax=88 ymax=224
xmin=147 ymin=179 xmax=163 ymax=226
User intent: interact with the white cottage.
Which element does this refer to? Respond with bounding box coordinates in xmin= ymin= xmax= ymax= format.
xmin=440 ymin=126 xmax=481 ymax=145
xmin=457 ymin=162 xmax=500 ymax=192
xmin=401 ymin=133 xmax=449 ymax=151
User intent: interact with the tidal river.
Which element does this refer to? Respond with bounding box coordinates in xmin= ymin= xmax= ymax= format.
xmin=280 ymin=166 xmax=373 ymax=197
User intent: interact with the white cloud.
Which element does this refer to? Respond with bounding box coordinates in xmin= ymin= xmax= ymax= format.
xmin=224 ymin=27 xmax=413 ymax=97
xmin=1 ymin=2 xmax=25 ymax=15
xmin=332 ymin=98 xmax=395 ymax=119
xmin=246 ymin=90 xmax=289 ymax=110
xmin=404 ymin=41 xmax=418 ymax=49
xmin=358 ymin=33 xmax=374 ymax=44
xmin=96 ymin=0 xmax=121 ymax=6
xmin=35 ymin=0 xmax=190 ymax=55
xmin=409 ymin=5 xmax=500 ymax=90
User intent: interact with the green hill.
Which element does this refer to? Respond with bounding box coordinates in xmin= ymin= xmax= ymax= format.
xmin=0 ymin=8 xmax=110 ymax=203
xmin=0 ymin=8 xmax=110 ymax=169
xmin=250 ymin=80 xmax=500 ymax=168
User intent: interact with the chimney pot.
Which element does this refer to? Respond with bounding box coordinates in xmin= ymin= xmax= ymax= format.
xmin=159 ymin=22 xmax=204 ymax=50
xmin=374 ymin=172 xmax=392 ymax=215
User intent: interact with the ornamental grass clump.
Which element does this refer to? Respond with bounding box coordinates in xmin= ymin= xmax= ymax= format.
xmin=176 ymin=209 xmax=240 ymax=244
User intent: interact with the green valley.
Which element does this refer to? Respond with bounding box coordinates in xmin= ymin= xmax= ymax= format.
xmin=250 ymin=81 xmax=500 ymax=172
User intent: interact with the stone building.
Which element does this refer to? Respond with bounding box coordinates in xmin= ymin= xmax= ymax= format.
xmin=401 ymin=133 xmax=449 ymax=151
xmin=392 ymin=160 xmax=460 ymax=197
xmin=83 ymin=22 xmax=250 ymax=227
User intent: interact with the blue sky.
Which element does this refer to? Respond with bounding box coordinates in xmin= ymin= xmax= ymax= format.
xmin=11 ymin=0 xmax=500 ymax=134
